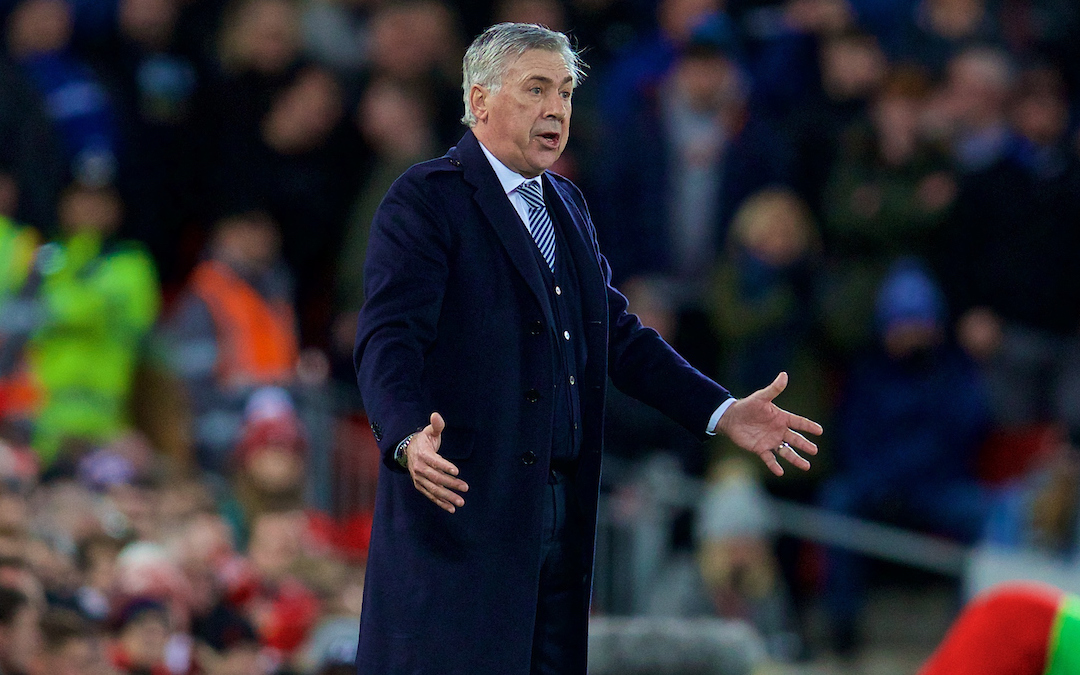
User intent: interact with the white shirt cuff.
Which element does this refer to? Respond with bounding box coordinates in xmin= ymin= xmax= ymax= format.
xmin=705 ymin=397 xmax=737 ymax=436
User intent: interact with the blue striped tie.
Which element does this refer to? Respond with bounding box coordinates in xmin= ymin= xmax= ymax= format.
xmin=518 ymin=180 xmax=556 ymax=272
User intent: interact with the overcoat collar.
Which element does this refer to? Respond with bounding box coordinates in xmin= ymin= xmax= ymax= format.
xmin=451 ymin=130 xmax=558 ymax=329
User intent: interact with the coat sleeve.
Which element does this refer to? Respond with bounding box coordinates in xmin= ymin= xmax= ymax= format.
xmin=561 ymin=179 xmax=732 ymax=440
xmin=353 ymin=171 xmax=451 ymax=470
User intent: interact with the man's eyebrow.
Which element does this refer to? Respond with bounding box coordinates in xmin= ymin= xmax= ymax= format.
xmin=524 ymin=74 xmax=575 ymax=87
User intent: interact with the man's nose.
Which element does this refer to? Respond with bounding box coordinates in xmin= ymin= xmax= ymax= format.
xmin=544 ymin=92 xmax=567 ymax=119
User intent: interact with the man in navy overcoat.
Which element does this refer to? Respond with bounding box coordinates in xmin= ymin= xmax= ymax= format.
xmin=353 ymin=23 xmax=822 ymax=675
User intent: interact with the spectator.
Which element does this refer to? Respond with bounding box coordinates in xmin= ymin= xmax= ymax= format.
xmin=595 ymin=14 xmax=790 ymax=292
xmin=234 ymin=510 xmax=321 ymax=660
xmin=818 ymin=259 xmax=994 ymax=653
xmin=74 ymin=533 xmax=126 ymax=622
xmin=0 ymin=56 xmax=65 ymax=230
xmin=108 ymin=597 xmax=171 ymax=675
xmin=597 ymin=0 xmax=725 ymax=126
xmin=210 ymin=0 xmax=360 ymax=343
xmin=941 ymin=62 xmax=1080 ymax=442
xmin=331 ymin=78 xmax=439 ymax=382
xmin=39 ymin=607 xmax=107 ymax=675
xmin=301 ymin=0 xmax=374 ymax=75
xmin=819 ymin=66 xmax=955 ymax=353
xmin=0 ymin=586 xmax=41 ymax=675
xmin=218 ymin=387 xmax=308 ymax=549
xmin=5 ymin=0 xmax=120 ymax=186
xmin=897 ymin=0 xmax=1003 ymax=74
xmin=163 ymin=211 xmax=299 ymax=471
xmin=707 ymin=188 xmax=822 ymax=401
xmin=926 ymin=46 xmax=1014 ymax=172
xmin=27 ymin=183 xmax=160 ymax=465
xmin=363 ymin=1 xmax=464 ymax=147
xmin=92 ymin=0 xmax=203 ymax=287
xmin=783 ymin=29 xmax=887 ymax=219
xmin=697 ymin=455 xmax=800 ymax=659
xmin=740 ymin=0 xmax=857 ymax=120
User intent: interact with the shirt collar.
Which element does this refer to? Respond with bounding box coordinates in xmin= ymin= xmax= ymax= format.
xmin=478 ymin=140 xmax=541 ymax=196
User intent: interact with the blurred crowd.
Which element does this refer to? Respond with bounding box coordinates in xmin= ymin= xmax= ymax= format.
xmin=1 ymin=0 xmax=1080 ymax=670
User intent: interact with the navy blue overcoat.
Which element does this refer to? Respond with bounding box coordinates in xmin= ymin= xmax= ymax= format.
xmin=353 ymin=130 xmax=730 ymax=674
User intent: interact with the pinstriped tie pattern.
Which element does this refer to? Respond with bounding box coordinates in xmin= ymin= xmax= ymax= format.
xmin=518 ymin=179 xmax=556 ymax=272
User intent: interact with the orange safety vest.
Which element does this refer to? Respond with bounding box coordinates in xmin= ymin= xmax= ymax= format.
xmin=189 ymin=260 xmax=299 ymax=388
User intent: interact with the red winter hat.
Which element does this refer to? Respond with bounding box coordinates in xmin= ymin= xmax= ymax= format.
xmin=234 ymin=387 xmax=306 ymax=466
xmin=919 ymin=582 xmax=1062 ymax=675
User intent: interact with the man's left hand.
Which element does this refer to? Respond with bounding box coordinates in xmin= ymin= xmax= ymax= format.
xmin=714 ymin=372 xmax=822 ymax=476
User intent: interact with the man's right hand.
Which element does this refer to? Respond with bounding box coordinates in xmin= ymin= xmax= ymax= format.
xmin=406 ymin=412 xmax=469 ymax=513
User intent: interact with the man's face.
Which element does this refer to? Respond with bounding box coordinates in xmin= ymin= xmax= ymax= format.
xmin=471 ymin=48 xmax=573 ymax=178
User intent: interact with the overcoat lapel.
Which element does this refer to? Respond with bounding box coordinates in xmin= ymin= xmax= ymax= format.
xmin=454 ymin=132 xmax=556 ymax=333
xmin=543 ymin=173 xmax=606 ymax=323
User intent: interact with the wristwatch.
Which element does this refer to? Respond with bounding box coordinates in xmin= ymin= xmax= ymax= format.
xmin=394 ymin=433 xmax=416 ymax=469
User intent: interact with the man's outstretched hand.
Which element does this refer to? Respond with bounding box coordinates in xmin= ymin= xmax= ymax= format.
xmin=406 ymin=412 xmax=469 ymax=513
xmin=714 ymin=372 xmax=823 ymax=477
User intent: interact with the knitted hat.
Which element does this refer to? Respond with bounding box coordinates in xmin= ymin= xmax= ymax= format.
xmin=919 ymin=582 xmax=1080 ymax=675
xmin=234 ymin=387 xmax=306 ymax=466
xmin=874 ymin=257 xmax=946 ymax=334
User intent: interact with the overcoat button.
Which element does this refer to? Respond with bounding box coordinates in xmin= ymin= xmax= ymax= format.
xmin=521 ymin=451 xmax=537 ymax=465
xmin=529 ymin=320 xmax=542 ymax=335
xmin=525 ymin=389 xmax=540 ymax=402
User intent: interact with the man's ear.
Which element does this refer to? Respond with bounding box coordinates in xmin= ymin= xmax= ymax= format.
xmin=469 ymin=84 xmax=489 ymax=124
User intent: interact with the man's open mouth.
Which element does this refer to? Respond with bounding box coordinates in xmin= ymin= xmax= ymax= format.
xmin=537 ymin=131 xmax=560 ymax=147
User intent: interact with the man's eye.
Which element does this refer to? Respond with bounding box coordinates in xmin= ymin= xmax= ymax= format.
xmin=531 ymin=87 xmax=542 ymax=95
xmin=561 ymin=91 xmax=571 ymax=100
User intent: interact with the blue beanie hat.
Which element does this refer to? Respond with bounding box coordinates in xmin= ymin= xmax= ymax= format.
xmin=874 ymin=258 xmax=946 ymax=333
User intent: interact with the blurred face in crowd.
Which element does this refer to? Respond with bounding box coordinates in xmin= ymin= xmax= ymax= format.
xmin=82 ymin=539 xmax=121 ymax=592
xmin=44 ymin=635 xmax=103 ymax=675
xmin=118 ymin=609 xmax=169 ymax=668
xmin=872 ymin=93 xmax=923 ymax=162
xmin=1012 ymin=81 xmax=1068 ymax=147
xmin=58 ymin=187 xmax=123 ymax=237
xmin=119 ymin=0 xmax=176 ymax=47
xmin=248 ymin=511 xmax=303 ymax=581
xmin=943 ymin=51 xmax=1011 ymax=129
xmin=227 ymin=0 xmax=299 ymax=74
xmin=883 ymin=320 xmax=942 ymax=360
xmin=924 ymin=0 xmax=985 ymax=37
xmin=0 ymin=602 xmax=41 ymax=674
xmin=245 ymin=446 xmax=304 ymax=495
xmin=658 ymin=0 xmax=718 ymax=44
xmin=359 ymin=81 xmax=432 ymax=157
xmin=672 ymin=52 xmax=742 ymax=114
xmin=820 ymin=36 xmax=885 ymax=101
xmin=369 ymin=2 xmax=456 ymax=80
xmin=470 ymin=48 xmax=573 ymax=178
xmin=732 ymin=193 xmax=815 ymax=269
xmin=6 ymin=0 xmax=72 ymax=57
xmin=213 ymin=215 xmax=281 ymax=274
xmin=262 ymin=68 xmax=343 ymax=154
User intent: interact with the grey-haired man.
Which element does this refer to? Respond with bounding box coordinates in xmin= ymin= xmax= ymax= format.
xmin=353 ymin=22 xmax=821 ymax=674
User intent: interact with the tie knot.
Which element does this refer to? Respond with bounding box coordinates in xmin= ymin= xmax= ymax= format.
xmin=518 ymin=180 xmax=545 ymax=210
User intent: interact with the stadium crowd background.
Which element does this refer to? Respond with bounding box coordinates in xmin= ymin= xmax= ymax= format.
xmin=1 ymin=0 xmax=1080 ymax=672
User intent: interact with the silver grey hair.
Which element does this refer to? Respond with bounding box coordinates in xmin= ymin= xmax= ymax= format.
xmin=461 ymin=22 xmax=585 ymax=127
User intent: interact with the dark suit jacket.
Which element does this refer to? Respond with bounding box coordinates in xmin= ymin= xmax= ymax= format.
xmin=353 ymin=130 xmax=729 ymax=674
